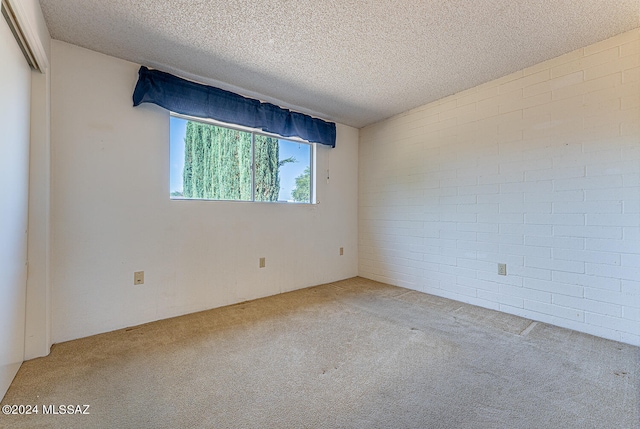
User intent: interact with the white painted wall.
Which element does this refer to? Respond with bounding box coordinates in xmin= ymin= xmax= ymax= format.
xmin=359 ymin=29 xmax=640 ymax=346
xmin=25 ymin=66 xmax=52 ymax=360
xmin=0 ymin=15 xmax=31 ymax=399
xmin=50 ymin=41 xmax=359 ymax=343
xmin=18 ymin=0 xmax=53 ymax=361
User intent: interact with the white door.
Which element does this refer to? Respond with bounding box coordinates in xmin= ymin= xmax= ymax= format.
xmin=0 ymin=12 xmax=32 ymax=400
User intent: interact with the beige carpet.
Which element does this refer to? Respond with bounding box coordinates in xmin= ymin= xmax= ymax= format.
xmin=1 ymin=277 xmax=638 ymax=428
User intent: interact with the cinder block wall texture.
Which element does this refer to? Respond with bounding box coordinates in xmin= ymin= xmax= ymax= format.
xmin=359 ymin=29 xmax=640 ymax=345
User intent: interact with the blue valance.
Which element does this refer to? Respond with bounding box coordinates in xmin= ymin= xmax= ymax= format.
xmin=133 ymin=66 xmax=336 ymax=147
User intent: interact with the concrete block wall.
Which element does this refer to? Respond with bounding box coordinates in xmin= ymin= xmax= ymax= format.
xmin=359 ymin=28 xmax=640 ymax=345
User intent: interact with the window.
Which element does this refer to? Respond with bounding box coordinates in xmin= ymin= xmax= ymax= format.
xmin=170 ymin=114 xmax=313 ymax=203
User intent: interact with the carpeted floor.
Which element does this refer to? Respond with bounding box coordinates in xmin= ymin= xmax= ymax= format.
xmin=1 ymin=277 xmax=638 ymax=428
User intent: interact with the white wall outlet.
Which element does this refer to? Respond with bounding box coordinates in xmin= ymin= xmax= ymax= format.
xmin=498 ymin=263 xmax=507 ymax=276
xmin=134 ymin=271 xmax=144 ymax=284
xmin=259 ymin=257 xmax=266 ymax=268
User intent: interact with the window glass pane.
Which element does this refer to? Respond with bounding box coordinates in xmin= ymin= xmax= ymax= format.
xmin=169 ymin=116 xmax=186 ymax=198
xmin=278 ymin=139 xmax=311 ymax=203
xmin=170 ymin=115 xmax=312 ymax=203
xmin=171 ymin=117 xmax=252 ymax=201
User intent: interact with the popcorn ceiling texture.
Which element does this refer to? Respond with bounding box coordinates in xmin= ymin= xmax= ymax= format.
xmin=38 ymin=0 xmax=639 ymax=127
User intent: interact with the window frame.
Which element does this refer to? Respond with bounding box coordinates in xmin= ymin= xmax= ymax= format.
xmin=170 ymin=112 xmax=316 ymax=204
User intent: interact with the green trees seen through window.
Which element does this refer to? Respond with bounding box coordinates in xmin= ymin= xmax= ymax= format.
xmin=171 ymin=117 xmax=312 ymax=203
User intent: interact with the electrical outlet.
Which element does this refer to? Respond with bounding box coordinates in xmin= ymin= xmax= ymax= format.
xmin=134 ymin=271 xmax=144 ymax=285
xmin=259 ymin=257 xmax=266 ymax=268
xmin=498 ymin=263 xmax=507 ymax=276
xmin=340 ymin=247 xmax=344 ymax=256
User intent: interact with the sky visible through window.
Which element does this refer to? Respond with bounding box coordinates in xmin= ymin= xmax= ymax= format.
xmin=169 ymin=116 xmax=311 ymax=202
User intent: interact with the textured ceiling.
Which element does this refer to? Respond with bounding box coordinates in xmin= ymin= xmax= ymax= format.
xmin=39 ymin=0 xmax=639 ymax=128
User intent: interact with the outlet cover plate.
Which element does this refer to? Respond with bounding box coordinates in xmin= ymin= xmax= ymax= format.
xmin=498 ymin=263 xmax=507 ymax=276
xmin=134 ymin=271 xmax=144 ymax=284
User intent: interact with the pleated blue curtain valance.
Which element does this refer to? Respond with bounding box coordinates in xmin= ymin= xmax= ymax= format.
xmin=132 ymin=66 xmax=336 ymax=148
